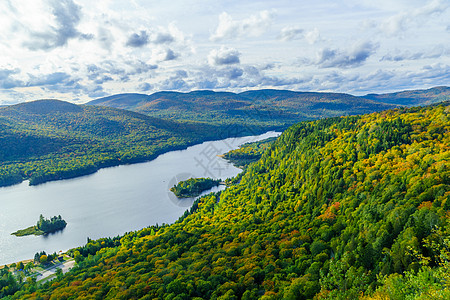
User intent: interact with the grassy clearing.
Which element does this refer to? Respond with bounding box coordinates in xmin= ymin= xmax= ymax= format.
xmin=11 ymin=226 xmax=44 ymax=237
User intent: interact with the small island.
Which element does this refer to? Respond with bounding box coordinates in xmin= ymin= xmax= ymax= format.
xmin=170 ymin=177 xmax=221 ymax=198
xmin=12 ymin=214 xmax=67 ymax=237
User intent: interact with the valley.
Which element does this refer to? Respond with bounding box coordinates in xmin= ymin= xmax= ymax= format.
xmin=0 ymin=88 xmax=449 ymax=299
xmin=1 ymin=1 xmax=449 ymax=298
xmin=0 ymin=132 xmax=278 ymax=267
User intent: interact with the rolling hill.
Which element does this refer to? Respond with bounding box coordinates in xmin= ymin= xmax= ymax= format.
xmin=0 ymin=99 xmax=261 ymax=187
xmin=88 ymin=87 xmax=450 ymax=125
xmin=363 ymin=86 xmax=450 ymax=106
xmin=6 ymin=101 xmax=449 ymax=299
xmin=88 ymin=89 xmax=395 ymax=125
xmin=0 ymin=88 xmax=404 ymax=187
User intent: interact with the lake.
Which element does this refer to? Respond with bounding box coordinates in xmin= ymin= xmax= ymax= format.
xmin=0 ymin=131 xmax=279 ymax=265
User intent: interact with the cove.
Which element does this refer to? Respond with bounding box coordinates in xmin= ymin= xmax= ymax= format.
xmin=0 ymin=131 xmax=280 ymax=265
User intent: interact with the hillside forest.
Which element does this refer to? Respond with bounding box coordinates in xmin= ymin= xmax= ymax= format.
xmin=3 ymin=101 xmax=448 ymax=299
xmin=0 ymin=100 xmax=278 ymax=187
xmin=2 ymin=87 xmax=448 ymax=189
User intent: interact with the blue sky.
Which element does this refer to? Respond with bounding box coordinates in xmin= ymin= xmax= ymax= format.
xmin=0 ymin=0 xmax=449 ymax=104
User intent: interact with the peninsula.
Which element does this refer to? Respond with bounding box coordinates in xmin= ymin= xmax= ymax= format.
xmin=170 ymin=177 xmax=221 ymax=198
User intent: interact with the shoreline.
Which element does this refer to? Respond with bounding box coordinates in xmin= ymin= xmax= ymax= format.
xmin=0 ymin=128 xmax=284 ymax=189
xmin=0 ymin=259 xmax=34 ymax=270
xmin=0 ymin=130 xmax=282 ymax=267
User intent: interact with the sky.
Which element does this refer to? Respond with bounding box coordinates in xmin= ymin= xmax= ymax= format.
xmin=0 ymin=0 xmax=449 ymax=104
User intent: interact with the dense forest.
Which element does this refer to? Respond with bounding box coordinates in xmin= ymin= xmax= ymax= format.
xmin=3 ymin=87 xmax=446 ymax=188
xmin=0 ymin=100 xmax=279 ymax=187
xmin=4 ymin=102 xmax=449 ymax=299
xmin=170 ymin=178 xmax=221 ymax=198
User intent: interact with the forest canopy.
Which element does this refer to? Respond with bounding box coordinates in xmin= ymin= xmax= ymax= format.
xmin=4 ymin=102 xmax=450 ymax=299
xmin=0 ymin=100 xmax=279 ymax=188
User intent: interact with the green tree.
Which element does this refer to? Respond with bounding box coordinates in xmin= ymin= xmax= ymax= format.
xmin=40 ymin=255 xmax=48 ymax=264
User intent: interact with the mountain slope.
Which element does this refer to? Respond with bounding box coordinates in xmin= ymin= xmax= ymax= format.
xmin=88 ymin=89 xmax=395 ymax=125
xmin=0 ymin=99 xmax=248 ymax=187
xmin=10 ymin=102 xmax=450 ymax=299
xmin=363 ymin=86 xmax=450 ymax=106
xmin=86 ymin=93 xmax=151 ymax=110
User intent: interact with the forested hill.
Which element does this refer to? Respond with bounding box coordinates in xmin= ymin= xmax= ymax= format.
xmin=0 ymin=99 xmax=267 ymax=187
xmin=0 ymin=91 xmax=396 ymax=187
xmin=10 ymin=102 xmax=450 ymax=299
xmin=88 ymin=89 xmax=395 ymax=124
xmin=363 ymin=86 xmax=450 ymax=106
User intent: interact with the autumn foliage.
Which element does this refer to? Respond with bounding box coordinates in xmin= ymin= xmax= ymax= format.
xmin=7 ymin=102 xmax=450 ymax=299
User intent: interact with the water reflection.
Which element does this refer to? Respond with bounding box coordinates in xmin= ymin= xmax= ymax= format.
xmin=0 ymin=131 xmax=279 ymax=265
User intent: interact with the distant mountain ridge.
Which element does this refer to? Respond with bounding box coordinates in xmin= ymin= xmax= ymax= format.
xmin=89 ymin=87 xmax=450 ymax=113
xmin=1 ymin=86 xmax=447 ymax=187
xmin=87 ymin=88 xmax=397 ymax=125
xmin=363 ymin=86 xmax=450 ymax=106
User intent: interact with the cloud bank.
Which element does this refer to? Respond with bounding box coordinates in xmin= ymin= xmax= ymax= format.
xmin=0 ymin=0 xmax=448 ymax=104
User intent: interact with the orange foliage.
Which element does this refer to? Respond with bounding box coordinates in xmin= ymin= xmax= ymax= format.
xmin=70 ymin=280 xmax=82 ymax=287
xmin=418 ymin=201 xmax=433 ymax=210
xmin=318 ymin=202 xmax=340 ymax=222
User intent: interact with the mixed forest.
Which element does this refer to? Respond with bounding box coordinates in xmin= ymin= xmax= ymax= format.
xmin=3 ymin=101 xmax=449 ymax=299
xmin=2 ymin=87 xmax=448 ymax=188
xmin=0 ymin=100 xmax=278 ymax=187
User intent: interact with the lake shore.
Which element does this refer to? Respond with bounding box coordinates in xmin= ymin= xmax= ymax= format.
xmin=0 ymin=128 xmax=284 ymax=189
xmin=0 ymin=131 xmax=281 ymax=266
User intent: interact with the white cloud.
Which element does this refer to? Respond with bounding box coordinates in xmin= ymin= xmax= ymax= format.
xmin=151 ymin=48 xmax=179 ymax=63
xmin=208 ymin=47 xmax=241 ymax=66
xmin=126 ymin=31 xmax=149 ymax=47
xmin=210 ymin=10 xmax=275 ymax=41
xmin=97 ymin=27 xmax=115 ymax=51
xmin=20 ymin=0 xmax=91 ymax=51
xmin=379 ymin=0 xmax=450 ymax=36
xmin=279 ymin=26 xmax=320 ymax=44
xmin=138 ymin=82 xmax=152 ymax=92
xmin=0 ymin=0 xmax=448 ymax=104
xmin=381 ymin=45 xmax=450 ymax=61
xmin=125 ymin=24 xmax=182 ymax=48
xmin=304 ymin=28 xmax=320 ymax=44
xmin=316 ymin=42 xmax=379 ymax=68
xmin=279 ymin=26 xmax=303 ymax=41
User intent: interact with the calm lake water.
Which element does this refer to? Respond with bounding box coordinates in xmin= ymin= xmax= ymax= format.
xmin=0 ymin=132 xmax=279 ymax=265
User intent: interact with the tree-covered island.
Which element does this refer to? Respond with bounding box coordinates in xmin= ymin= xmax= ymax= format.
xmin=11 ymin=215 xmax=67 ymax=237
xmin=170 ymin=177 xmax=221 ymax=198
